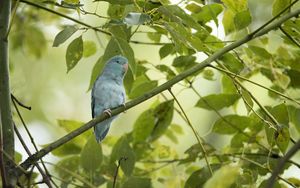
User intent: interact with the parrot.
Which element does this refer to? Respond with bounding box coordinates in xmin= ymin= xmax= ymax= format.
xmin=91 ymin=55 xmax=128 ymax=142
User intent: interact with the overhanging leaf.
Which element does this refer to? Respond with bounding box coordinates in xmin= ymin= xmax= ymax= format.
xmin=132 ymin=109 xmax=156 ymax=143
xmin=110 ymin=136 xmax=135 ymax=176
xmin=80 ymin=135 xmax=103 ymax=172
xmin=213 ymin=115 xmax=255 ymax=134
xmin=53 ymin=26 xmax=78 ymax=47
xmin=66 ymin=36 xmax=83 ymax=73
xmin=196 ymin=93 xmax=240 ymax=111
xmin=150 ymin=100 xmax=174 ymax=141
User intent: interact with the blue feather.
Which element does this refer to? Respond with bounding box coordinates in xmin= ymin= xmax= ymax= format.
xmin=91 ymin=55 xmax=128 ymax=142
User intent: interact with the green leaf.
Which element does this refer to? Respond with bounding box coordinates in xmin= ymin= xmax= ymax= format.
xmin=51 ymin=141 xmax=82 ymax=157
xmin=269 ymin=103 xmax=289 ymax=126
xmin=213 ymin=115 xmax=255 ymax=134
xmin=272 ymin=0 xmax=290 ymax=16
xmin=80 ymin=135 xmax=103 ymax=172
xmin=156 ymin=64 xmax=176 ymax=80
xmin=202 ymin=68 xmax=215 ymax=81
xmin=55 ymin=155 xmax=80 ymax=179
xmin=159 ymin=44 xmax=174 ymax=59
xmin=132 ymin=109 xmax=156 ymax=143
xmin=231 ymin=133 xmax=249 ymax=148
xmin=173 ymin=55 xmax=197 ymax=69
xmin=259 ymin=180 xmax=281 ymax=188
xmin=241 ymin=89 xmax=254 ymax=114
xmin=185 ymin=165 xmax=220 ymax=188
xmin=87 ymin=56 xmax=105 ymax=91
xmin=248 ymin=45 xmax=272 ymax=59
xmin=111 ymin=136 xmax=136 ymax=176
xmin=275 ymin=125 xmax=290 ymax=153
xmin=124 ymin=12 xmax=151 ymax=25
xmin=193 ymin=4 xmax=223 ymax=24
xmin=222 ymin=9 xmax=235 ymax=35
xmin=122 ymin=177 xmax=151 ymax=188
xmin=234 ymin=10 xmax=252 ymax=30
xmin=222 ymin=0 xmax=248 ymax=12
xmin=66 ymin=36 xmax=83 ymax=73
xmin=83 ymin=41 xmax=97 ymax=57
xmin=53 ymin=26 xmax=78 ymax=47
xmin=129 ymin=80 xmax=158 ymax=99
xmin=150 ymin=100 xmax=174 ymax=141
xmin=15 ymin=151 xmax=22 ymax=164
xmin=287 ymin=105 xmax=300 ymax=134
xmin=158 ymin=5 xmax=204 ymax=31
xmin=57 ymin=119 xmax=90 ymax=142
xmin=220 ymin=53 xmax=244 ymax=73
xmin=221 ymin=75 xmax=236 ymax=94
xmin=196 ymin=93 xmax=240 ymax=111
xmin=287 ymin=69 xmax=300 ymax=88
xmin=204 ymin=165 xmax=239 ymax=188
xmin=50 ymin=119 xmax=89 ymax=156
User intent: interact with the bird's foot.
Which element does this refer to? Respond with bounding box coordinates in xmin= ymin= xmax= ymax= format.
xmin=103 ymin=109 xmax=112 ymax=117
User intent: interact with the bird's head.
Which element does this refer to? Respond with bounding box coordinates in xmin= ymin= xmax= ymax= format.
xmin=104 ymin=55 xmax=129 ymax=78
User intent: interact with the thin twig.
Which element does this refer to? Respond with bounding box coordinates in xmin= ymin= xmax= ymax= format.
xmin=19 ymin=0 xmax=111 ymax=36
xmin=113 ymin=157 xmax=127 ymax=188
xmin=168 ymin=88 xmax=213 ymax=176
xmin=11 ymin=97 xmax=58 ymax=187
xmin=279 ymin=26 xmax=300 ymax=48
xmin=11 ymin=94 xmax=31 ymax=110
xmin=14 ymin=124 xmax=52 ymax=187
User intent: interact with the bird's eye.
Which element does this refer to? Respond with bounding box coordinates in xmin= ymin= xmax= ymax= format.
xmin=116 ymin=60 xmax=120 ymax=64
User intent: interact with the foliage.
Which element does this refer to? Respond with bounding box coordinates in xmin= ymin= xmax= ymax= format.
xmin=7 ymin=0 xmax=300 ymax=187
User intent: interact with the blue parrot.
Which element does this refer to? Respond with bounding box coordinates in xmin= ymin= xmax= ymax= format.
xmin=91 ymin=55 xmax=128 ymax=142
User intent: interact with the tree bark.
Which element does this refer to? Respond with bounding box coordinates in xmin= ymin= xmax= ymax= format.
xmin=0 ymin=0 xmax=15 ymax=187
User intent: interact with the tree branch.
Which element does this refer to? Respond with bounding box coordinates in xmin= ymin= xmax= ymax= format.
xmin=19 ymin=0 xmax=111 ymax=36
xmin=266 ymin=138 xmax=300 ymax=188
xmin=0 ymin=0 xmax=15 ymax=187
xmin=14 ymin=8 xmax=300 ymax=179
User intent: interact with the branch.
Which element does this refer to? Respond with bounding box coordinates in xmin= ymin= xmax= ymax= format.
xmin=266 ymin=138 xmax=300 ymax=188
xmin=279 ymin=26 xmax=300 ymax=48
xmin=19 ymin=0 xmax=111 ymax=36
xmin=15 ymin=8 xmax=300 ymax=178
xmin=0 ymin=0 xmax=15 ymax=187
xmin=113 ymin=157 xmax=127 ymax=188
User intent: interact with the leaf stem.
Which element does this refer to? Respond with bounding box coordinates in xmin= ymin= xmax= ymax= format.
xmin=168 ymin=88 xmax=213 ymax=176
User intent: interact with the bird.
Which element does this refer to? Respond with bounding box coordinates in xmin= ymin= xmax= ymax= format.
xmin=91 ymin=55 xmax=128 ymax=142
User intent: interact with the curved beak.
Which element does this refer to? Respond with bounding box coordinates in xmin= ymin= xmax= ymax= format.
xmin=123 ymin=63 xmax=128 ymax=73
